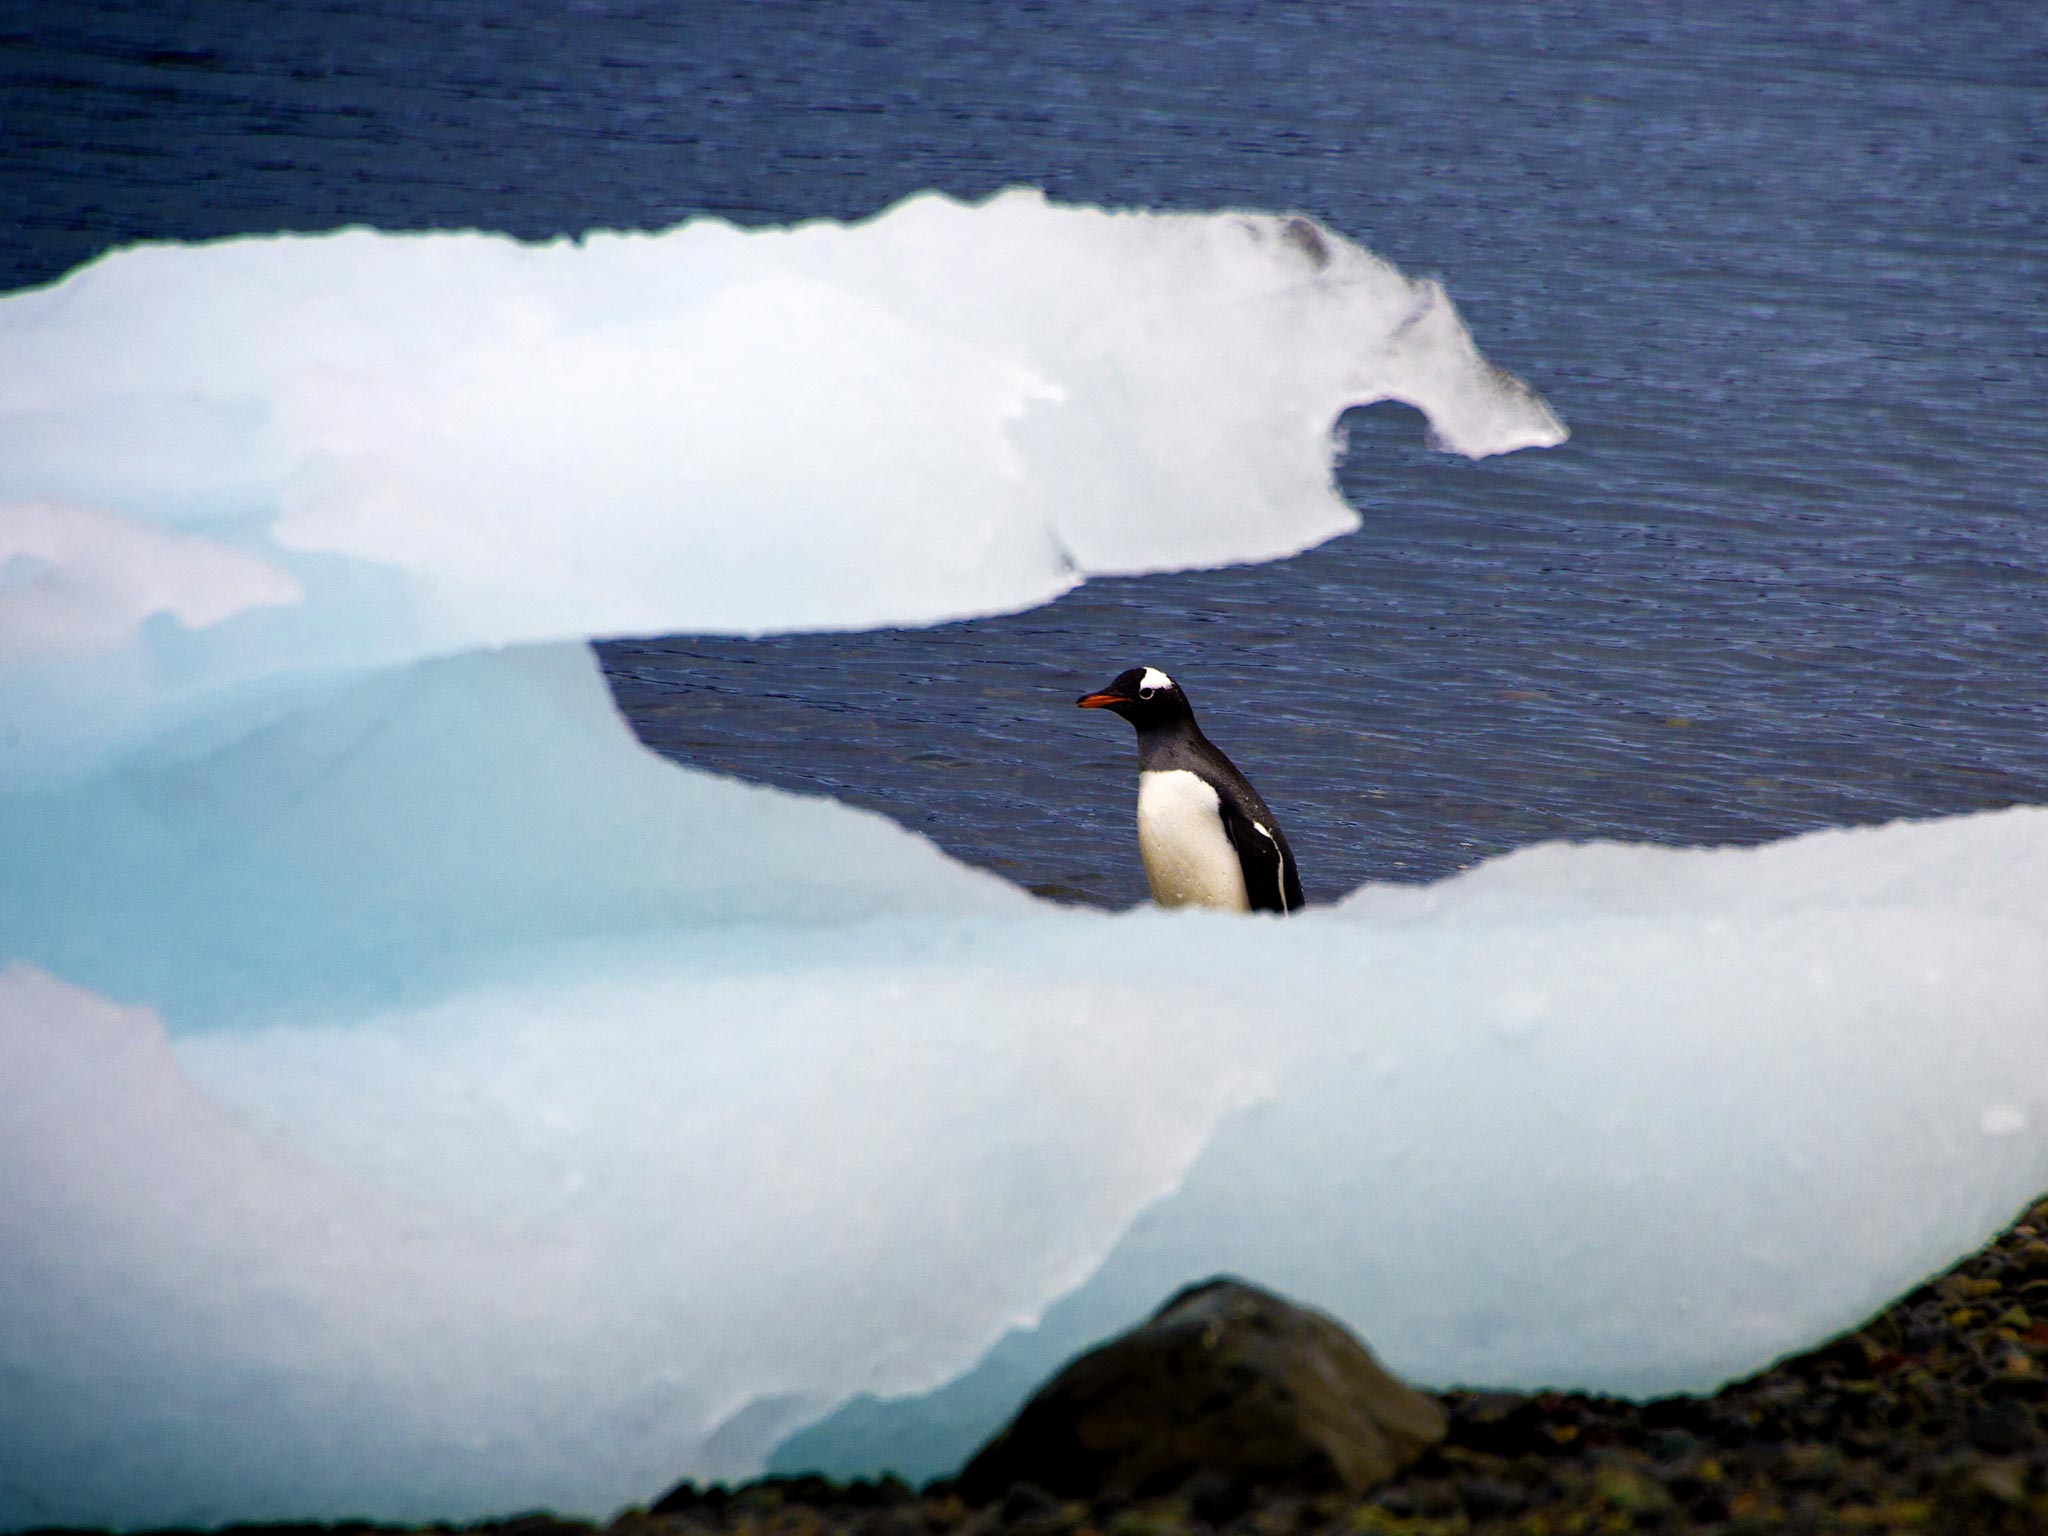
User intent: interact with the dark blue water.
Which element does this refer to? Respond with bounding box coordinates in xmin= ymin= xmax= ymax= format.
xmin=7 ymin=2 xmax=2044 ymax=904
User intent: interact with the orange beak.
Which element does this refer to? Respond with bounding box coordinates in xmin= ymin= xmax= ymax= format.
xmin=1076 ymin=692 xmax=1124 ymax=709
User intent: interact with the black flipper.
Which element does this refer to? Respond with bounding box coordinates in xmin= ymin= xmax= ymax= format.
xmin=1219 ymin=797 xmax=1304 ymax=915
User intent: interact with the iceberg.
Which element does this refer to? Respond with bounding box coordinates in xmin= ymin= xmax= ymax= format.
xmin=4 ymin=190 xmax=2044 ymax=1529
xmin=0 ymin=188 xmax=1560 ymax=788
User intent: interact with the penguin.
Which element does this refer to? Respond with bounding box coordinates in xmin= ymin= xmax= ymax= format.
xmin=1076 ymin=666 xmax=1304 ymax=915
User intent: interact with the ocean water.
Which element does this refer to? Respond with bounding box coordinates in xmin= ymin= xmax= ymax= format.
xmin=6 ymin=2 xmax=2043 ymax=906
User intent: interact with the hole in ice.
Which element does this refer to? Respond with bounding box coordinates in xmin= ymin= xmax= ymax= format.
xmin=1333 ymin=400 xmax=1435 ymax=465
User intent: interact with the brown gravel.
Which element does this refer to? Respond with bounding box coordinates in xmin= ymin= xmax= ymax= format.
xmin=32 ymin=1196 xmax=2048 ymax=1536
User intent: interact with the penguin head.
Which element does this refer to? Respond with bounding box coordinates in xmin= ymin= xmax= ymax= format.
xmin=1077 ymin=666 xmax=1193 ymax=728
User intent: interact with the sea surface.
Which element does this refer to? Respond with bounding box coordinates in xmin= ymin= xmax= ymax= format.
xmin=6 ymin=2 xmax=2044 ymax=905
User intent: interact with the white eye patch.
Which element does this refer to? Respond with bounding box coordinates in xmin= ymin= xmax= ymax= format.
xmin=1139 ymin=667 xmax=1174 ymax=696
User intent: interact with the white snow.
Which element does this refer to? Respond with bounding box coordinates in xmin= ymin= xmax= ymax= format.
xmin=3 ymin=192 xmax=2043 ymax=1529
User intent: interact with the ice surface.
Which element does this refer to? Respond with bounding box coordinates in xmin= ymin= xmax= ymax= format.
xmin=0 ymin=189 xmax=1563 ymax=789
xmin=787 ymin=812 xmax=2048 ymax=1478
xmin=5 ymin=641 xmax=2044 ymax=1524
xmin=4 ymin=193 xmax=2044 ymax=1527
xmin=0 ymin=644 xmax=1028 ymax=1031
xmin=7 ymin=730 xmax=2046 ymax=1523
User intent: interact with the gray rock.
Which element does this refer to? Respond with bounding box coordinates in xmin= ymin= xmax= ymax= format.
xmin=956 ymin=1276 xmax=1445 ymax=1502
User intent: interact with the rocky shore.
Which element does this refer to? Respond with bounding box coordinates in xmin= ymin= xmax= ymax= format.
xmin=25 ymin=1196 xmax=2048 ymax=1536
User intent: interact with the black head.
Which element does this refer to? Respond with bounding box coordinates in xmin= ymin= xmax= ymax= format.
xmin=1076 ymin=666 xmax=1194 ymax=730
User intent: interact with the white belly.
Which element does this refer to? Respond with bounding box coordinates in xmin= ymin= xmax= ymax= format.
xmin=1136 ymin=769 xmax=1251 ymax=912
